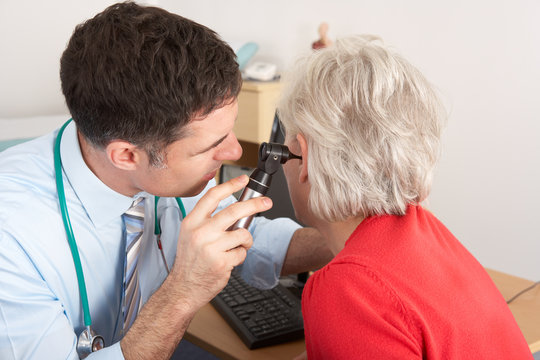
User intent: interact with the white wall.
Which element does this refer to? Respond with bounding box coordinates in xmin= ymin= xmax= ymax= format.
xmin=1 ymin=0 xmax=538 ymax=280
xmin=0 ymin=0 xmax=157 ymax=134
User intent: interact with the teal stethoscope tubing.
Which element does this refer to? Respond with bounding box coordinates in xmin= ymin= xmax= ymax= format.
xmin=54 ymin=120 xmax=92 ymax=326
xmin=155 ymin=196 xmax=186 ymax=235
xmin=54 ymin=119 xmax=185 ymax=328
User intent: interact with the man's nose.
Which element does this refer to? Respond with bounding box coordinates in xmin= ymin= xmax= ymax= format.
xmin=215 ymin=133 xmax=243 ymax=161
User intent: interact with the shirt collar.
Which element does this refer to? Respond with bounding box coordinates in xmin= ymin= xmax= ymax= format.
xmin=60 ymin=120 xmax=135 ymax=226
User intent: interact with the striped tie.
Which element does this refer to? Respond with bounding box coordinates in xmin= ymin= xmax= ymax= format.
xmin=122 ymin=197 xmax=145 ymax=333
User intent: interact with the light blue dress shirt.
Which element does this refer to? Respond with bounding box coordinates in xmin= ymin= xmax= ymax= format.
xmin=0 ymin=121 xmax=300 ymax=359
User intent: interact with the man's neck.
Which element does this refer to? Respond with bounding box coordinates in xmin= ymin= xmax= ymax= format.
xmin=77 ymin=132 xmax=138 ymax=197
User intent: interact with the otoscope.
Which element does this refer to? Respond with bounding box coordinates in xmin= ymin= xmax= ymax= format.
xmin=229 ymin=142 xmax=302 ymax=230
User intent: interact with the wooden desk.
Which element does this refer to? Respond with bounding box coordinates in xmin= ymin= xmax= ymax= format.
xmin=486 ymin=269 xmax=540 ymax=353
xmin=185 ymin=269 xmax=540 ymax=359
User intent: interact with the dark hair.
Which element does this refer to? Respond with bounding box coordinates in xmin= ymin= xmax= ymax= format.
xmin=60 ymin=1 xmax=241 ymax=165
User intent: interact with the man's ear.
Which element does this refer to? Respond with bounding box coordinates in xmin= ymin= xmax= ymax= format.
xmin=105 ymin=140 xmax=142 ymax=171
xmin=296 ymin=133 xmax=309 ymax=184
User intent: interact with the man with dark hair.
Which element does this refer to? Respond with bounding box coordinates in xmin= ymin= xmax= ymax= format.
xmin=0 ymin=3 xmax=331 ymax=359
xmin=60 ymin=2 xmax=243 ymax=169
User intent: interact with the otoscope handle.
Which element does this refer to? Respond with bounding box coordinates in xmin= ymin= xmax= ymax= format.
xmin=228 ymin=174 xmax=270 ymax=230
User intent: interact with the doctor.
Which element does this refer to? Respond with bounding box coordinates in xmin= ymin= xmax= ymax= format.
xmin=0 ymin=3 xmax=331 ymax=359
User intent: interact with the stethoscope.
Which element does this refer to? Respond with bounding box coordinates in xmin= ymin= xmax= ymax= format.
xmin=54 ymin=119 xmax=186 ymax=358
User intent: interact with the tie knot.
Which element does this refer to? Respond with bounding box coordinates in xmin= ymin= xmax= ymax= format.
xmin=124 ymin=197 xmax=145 ymax=219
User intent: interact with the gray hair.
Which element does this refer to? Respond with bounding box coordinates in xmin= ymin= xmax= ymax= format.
xmin=278 ymin=34 xmax=446 ymax=221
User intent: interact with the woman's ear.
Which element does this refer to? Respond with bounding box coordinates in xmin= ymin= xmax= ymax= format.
xmin=296 ymin=133 xmax=309 ymax=184
xmin=105 ymin=140 xmax=142 ymax=171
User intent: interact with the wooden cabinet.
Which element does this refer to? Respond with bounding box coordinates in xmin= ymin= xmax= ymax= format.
xmin=234 ymin=80 xmax=281 ymax=145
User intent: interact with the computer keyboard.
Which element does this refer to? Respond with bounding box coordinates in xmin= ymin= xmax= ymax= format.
xmin=211 ymin=271 xmax=304 ymax=349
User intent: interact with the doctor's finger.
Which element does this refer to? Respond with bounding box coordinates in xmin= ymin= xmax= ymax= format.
xmin=212 ymin=196 xmax=272 ymax=231
xmin=224 ymin=244 xmax=250 ymax=268
xmin=214 ymin=228 xmax=253 ymax=252
xmin=188 ymin=175 xmax=249 ymax=222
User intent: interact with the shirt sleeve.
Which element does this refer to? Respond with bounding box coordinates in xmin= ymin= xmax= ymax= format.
xmin=0 ymin=232 xmax=125 ymax=360
xmin=86 ymin=343 xmax=124 ymax=359
xmin=238 ymin=216 xmax=301 ymax=289
xmin=302 ymin=262 xmax=422 ymax=360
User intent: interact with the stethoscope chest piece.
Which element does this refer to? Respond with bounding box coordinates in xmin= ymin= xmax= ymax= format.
xmin=77 ymin=326 xmax=104 ymax=359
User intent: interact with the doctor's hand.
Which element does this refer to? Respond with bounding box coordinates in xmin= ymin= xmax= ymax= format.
xmin=121 ymin=175 xmax=271 ymax=360
xmin=170 ymin=175 xmax=272 ymax=312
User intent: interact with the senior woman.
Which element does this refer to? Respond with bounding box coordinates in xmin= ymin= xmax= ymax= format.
xmin=278 ymin=35 xmax=532 ymax=359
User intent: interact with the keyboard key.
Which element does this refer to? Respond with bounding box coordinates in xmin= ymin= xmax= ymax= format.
xmin=244 ymin=319 xmax=257 ymax=328
xmin=246 ymin=294 xmax=266 ymax=302
xmin=233 ymin=295 xmax=248 ymax=305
